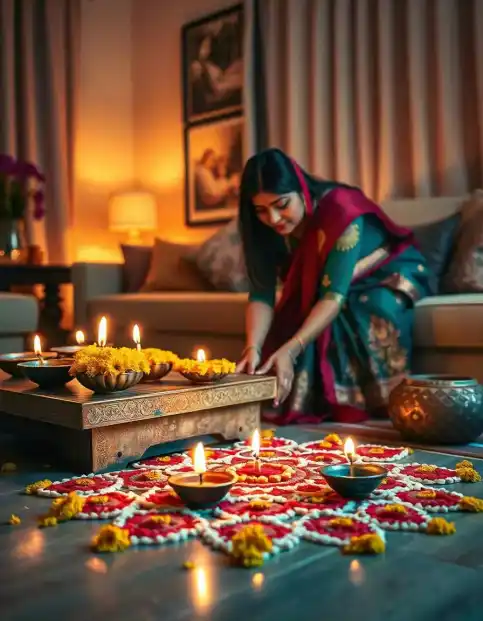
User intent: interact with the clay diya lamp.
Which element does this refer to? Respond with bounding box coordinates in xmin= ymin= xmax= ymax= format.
xmin=0 ymin=351 xmax=57 ymax=378
xmin=168 ymin=442 xmax=236 ymax=510
xmin=177 ymin=348 xmax=234 ymax=384
xmin=18 ymin=358 xmax=75 ymax=389
xmin=321 ymin=437 xmax=386 ymax=500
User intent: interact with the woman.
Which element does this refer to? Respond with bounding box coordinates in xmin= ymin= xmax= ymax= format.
xmin=236 ymin=148 xmax=430 ymax=424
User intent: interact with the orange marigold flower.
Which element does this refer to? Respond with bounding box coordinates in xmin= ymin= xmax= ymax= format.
xmin=25 ymin=479 xmax=52 ymax=495
xmin=92 ymin=525 xmax=130 ymax=552
xmin=457 ymin=467 xmax=481 ymax=483
xmin=231 ymin=524 xmax=273 ymax=568
xmin=342 ymin=534 xmax=385 ymax=555
xmin=426 ymin=517 xmax=456 ymax=535
xmin=8 ymin=514 xmax=21 ymax=525
xmin=459 ymin=496 xmax=483 ymax=512
xmin=416 ymin=489 xmax=437 ymax=499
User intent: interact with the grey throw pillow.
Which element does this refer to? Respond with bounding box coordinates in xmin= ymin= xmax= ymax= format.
xmin=193 ymin=219 xmax=249 ymax=292
xmin=121 ymin=244 xmax=153 ymax=292
xmin=413 ymin=214 xmax=461 ymax=294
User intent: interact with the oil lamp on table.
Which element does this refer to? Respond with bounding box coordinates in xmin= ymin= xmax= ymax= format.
xmin=51 ymin=330 xmax=87 ymax=357
xmin=168 ymin=442 xmax=236 ymax=509
xmin=321 ymin=437 xmax=387 ymax=499
xmin=17 ymin=335 xmax=74 ymax=388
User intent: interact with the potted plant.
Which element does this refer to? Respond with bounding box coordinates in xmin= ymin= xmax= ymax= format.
xmin=0 ymin=154 xmax=45 ymax=260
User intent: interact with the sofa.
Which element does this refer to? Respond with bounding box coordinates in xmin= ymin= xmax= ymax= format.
xmin=0 ymin=292 xmax=39 ymax=354
xmin=72 ymin=196 xmax=483 ymax=382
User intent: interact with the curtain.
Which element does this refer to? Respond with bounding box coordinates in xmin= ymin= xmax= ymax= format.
xmin=249 ymin=0 xmax=483 ymax=202
xmin=0 ymin=0 xmax=80 ymax=262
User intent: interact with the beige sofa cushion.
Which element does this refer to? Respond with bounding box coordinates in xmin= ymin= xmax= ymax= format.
xmin=414 ymin=293 xmax=483 ymax=348
xmin=87 ymin=292 xmax=249 ymax=336
xmin=382 ymin=196 xmax=465 ymax=226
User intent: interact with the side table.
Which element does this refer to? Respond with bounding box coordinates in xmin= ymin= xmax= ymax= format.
xmin=0 ymin=263 xmax=72 ymax=345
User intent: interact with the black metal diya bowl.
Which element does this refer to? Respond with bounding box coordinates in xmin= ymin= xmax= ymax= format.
xmin=321 ymin=463 xmax=387 ymax=500
xmin=17 ymin=358 xmax=75 ymax=389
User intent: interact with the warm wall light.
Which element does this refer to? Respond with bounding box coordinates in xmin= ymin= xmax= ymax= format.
xmin=108 ymin=191 xmax=157 ymax=243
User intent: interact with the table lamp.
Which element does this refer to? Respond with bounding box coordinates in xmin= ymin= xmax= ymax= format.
xmin=108 ymin=191 xmax=157 ymax=243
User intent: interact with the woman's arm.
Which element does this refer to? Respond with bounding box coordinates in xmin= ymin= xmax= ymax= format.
xmin=285 ymin=217 xmax=364 ymax=357
xmin=236 ymin=288 xmax=275 ymax=374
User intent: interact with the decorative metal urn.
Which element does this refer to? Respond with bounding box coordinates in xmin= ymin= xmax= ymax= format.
xmin=388 ymin=375 xmax=483 ymax=444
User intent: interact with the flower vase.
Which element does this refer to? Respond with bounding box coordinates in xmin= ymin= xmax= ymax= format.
xmin=0 ymin=219 xmax=26 ymax=262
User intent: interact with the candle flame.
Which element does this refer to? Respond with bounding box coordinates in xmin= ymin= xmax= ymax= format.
xmin=193 ymin=442 xmax=206 ymax=475
xmin=196 ymin=349 xmax=206 ymax=363
xmin=133 ymin=324 xmax=141 ymax=349
xmin=33 ymin=335 xmax=42 ymax=356
xmin=251 ymin=429 xmax=260 ymax=457
xmin=75 ymin=330 xmax=85 ymax=345
xmin=344 ymin=437 xmax=355 ymax=463
xmin=98 ymin=317 xmax=107 ymax=347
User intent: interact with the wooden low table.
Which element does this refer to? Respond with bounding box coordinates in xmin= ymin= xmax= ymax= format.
xmin=0 ymin=372 xmax=276 ymax=472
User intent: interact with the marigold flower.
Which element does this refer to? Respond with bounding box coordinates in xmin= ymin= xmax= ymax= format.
xmin=342 ymin=534 xmax=385 ymax=555
xmin=9 ymin=514 xmax=21 ymax=525
xmin=426 ymin=517 xmax=456 ymax=535
xmin=231 ymin=524 xmax=273 ymax=567
xmin=457 ymin=467 xmax=481 ymax=483
xmin=459 ymin=496 xmax=483 ymax=512
xmin=92 ymin=525 xmax=131 ymax=552
xmin=25 ymin=479 xmax=52 ymax=495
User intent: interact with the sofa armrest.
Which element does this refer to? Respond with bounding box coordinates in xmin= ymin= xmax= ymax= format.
xmin=72 ymin=262 xmax=123 ymax=326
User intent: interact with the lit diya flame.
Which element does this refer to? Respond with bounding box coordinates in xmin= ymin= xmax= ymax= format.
xmin=251 ymin=429 xmax=261 ymax=472
xmin=75 ymin=330 xmax=85 ymax=346
xmin=98 ymin=316 xmax=107 ymax=348
xmin=344 ymin=437 xmax=356 ymax=475
xmin=196 ymin=349 xmax=206 ymax=363
xmin=33 ymin=334 xmax=44 ymax=364
xmin=193 ymin=442 xmax=206 ymax=485
xmin=133 ymin=324 xmax=141 ymax=351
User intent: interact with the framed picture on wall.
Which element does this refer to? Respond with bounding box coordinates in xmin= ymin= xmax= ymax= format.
xmin=182 ymin=4 xmax=244 ymax=124
xmin=185 ymin=114 xmax=244 ymax=226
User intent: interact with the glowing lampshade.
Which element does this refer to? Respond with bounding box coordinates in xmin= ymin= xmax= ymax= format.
xmin=108 ymin=191 xmax=157 ymax=242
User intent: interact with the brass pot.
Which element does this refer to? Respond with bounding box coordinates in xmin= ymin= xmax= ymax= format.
xmin=389 ymin=375 xmax=483 ymax=444
xmin=179 ymin=370 xmax=227 ymax=384
xmin=75 ymin=371 xmax=144 ymax=394
xmin=141 ymin=362 xmax=172 ymax=382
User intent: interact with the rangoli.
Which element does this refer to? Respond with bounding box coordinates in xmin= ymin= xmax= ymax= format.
xmin=17 ymin=436 xmax=483 ymax=568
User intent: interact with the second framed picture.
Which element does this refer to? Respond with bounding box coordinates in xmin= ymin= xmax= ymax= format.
xmin=182 ymin=4 xmax=244 ymax=124
xmin=185 ymin=115 xmax=244 ymax=227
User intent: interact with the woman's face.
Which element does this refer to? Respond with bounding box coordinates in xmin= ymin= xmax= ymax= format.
xmin=252 ymin=191 xmax=305 ymax=235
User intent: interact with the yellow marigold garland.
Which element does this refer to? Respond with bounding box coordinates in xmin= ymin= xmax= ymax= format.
xmin=426 ymin=517 xmax=456 ymax=535
xmin=174 ymin=357 xmax=236 ymax=376
xmin=230 ymin=524 xmax=273 ymax=567
xmin=342 ymin=534 xmax=385 ymax=555
xmin=456 ymin=460 xmax=474 ymax=470
xmin=70 ymin=345 xmax=150 ymax=378
xmin=37 ymin=492 xmax=86 ymax=527
xmin=92 ymin=524 xmax=131 ymax=553
xmin=142 ymin=348 xmax=178 ymax=365
xmin=456 ymin=467 xmax=481 ymax=483
xmin=381 ymin=504 xmax=408 ymax=515
xmin=25 ymin=479 xmax=52 ymax=495
xmin=459 ymin=496 xmax=483 ymax=512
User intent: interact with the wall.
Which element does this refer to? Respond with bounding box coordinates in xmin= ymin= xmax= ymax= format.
xmin=132 ymin=0 xmax=237 ymax=244
xmin=73 ymin=0 xmax=134 ymax=263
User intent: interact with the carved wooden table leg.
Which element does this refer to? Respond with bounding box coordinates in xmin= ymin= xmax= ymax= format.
xmin=90 ymin=402 xmax=261 ymax=472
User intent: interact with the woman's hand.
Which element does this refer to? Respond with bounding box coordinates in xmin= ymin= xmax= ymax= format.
xmin=256 ymin=346 xmax=295 ymax=406
xmin=235 ymin=346 xmax=261 ymax=375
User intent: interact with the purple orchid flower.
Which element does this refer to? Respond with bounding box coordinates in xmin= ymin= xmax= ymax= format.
xmin=0 ymin=154 xmax=17 ymax=176
xmin=15 ymin=160 xmax=45 ymax=183
xmin=32 ymin=190 xmax=45 ymax=220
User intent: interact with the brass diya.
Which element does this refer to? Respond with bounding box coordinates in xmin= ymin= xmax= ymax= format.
xmin=75 ymin=370 xmax=144 ymax=394
xmin=179 ymin=369 xmax=227 ymax=384
xmin=142 ymin=361 xmax=173 ymax=382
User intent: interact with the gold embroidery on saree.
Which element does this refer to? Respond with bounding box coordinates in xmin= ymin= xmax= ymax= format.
xmin=381 ymin=273 xmax=420 ymax=301
xmin=323 ymin=292 xmax=344 ymax=305
xmin=368 ymin=316 xmax=408 ymax=376
xmin=335 ymin=223 xmax=360 ymax=251
xmin=290 ymin=369 xmax=310 ymax=412
xmin=352 ymin=247 xmax=389 ymax=280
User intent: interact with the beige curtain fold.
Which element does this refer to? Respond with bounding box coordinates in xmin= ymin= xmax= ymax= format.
xmin=253 ymin=0 xmax=483 ymax=202
xmin=0 ymin=0 xmax=80 ymax=262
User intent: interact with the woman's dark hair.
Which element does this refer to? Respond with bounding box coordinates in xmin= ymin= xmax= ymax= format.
xmin=239 ymin=148 xmax=340 ymax=291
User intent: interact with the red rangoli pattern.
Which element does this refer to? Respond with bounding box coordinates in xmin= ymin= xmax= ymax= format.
xmin=113 ymin=469 xmax=169 ymax=491
xmin=133 ymin=454 xmax=188 ymax=469
xmin=37 ymin=474 xmax=121 ymax=497
xmin=359 ymin=501 xmax=429 ymax=530
xmin=296 ymin=512 xmax=381 ymax=545
xmin=394 ymin=463 xmax=460 ymax=485
xmin=115 ymin=510 xmax=203 ymax=544
xmin=214 ymin=498 xmax=295 ymax=521
xmin=394 ymin=488 xmax=463 ymax=512
xmin=76 ymin=491 xmax=136 ymax=519
xmin=356 ymin=444 xmax=408 ymax=462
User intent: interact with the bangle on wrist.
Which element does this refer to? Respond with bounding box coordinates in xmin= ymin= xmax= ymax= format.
xmin=243 ymin=344 xmax=261 ymax=356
